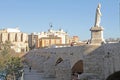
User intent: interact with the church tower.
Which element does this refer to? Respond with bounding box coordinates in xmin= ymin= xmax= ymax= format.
xmin=90 ymin=3 xmax=105 ymax=45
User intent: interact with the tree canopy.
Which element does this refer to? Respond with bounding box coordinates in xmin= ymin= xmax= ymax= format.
xmin=0 ymin=41 xmax=23 ymax=80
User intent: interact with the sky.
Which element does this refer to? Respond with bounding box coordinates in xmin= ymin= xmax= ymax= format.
xmin=0 ymin=0 xmax=119 ymax=40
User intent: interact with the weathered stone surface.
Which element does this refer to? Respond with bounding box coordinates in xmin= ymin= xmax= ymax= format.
xmin=24 ymin=43 xmax=120 ymax=80
xmin=90 ymin=26 xmax=104 ymax=45
xmin=55 ymin=59 xmax=71 ymax=80
xmin=79 ymin=73 xmax=100 ymax=80
xmin=84 ymin=43 xmax=120 ymax=79
xmin=43 ymin=54 xmax=57 ymax=78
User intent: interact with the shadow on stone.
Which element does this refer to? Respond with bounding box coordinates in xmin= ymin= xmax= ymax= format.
xmin=106 ymin=71 xmax=120 ymax=80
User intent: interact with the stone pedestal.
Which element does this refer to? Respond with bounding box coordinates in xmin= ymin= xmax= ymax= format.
xmin=90 ymin=26 xmax=104 ymax=45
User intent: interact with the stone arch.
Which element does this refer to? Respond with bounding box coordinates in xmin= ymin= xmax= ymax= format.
xmin=72 ymin=60 xmax=83 ymax=74
xmin=106 ymin=71 xmax=120 ymax=80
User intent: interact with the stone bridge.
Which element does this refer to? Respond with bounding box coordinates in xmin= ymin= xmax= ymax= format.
xmin=24 ymin=43 xmax=120 ymax=80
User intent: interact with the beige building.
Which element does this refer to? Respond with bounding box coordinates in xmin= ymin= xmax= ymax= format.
xmin=72 ymin=36 xmax=79 ymax=43
xmin=28 ymin=33 xmax=39 ymax=49
xmin=28 ymin=28 xmax=80 ymax=48
xmin=39 ymin=36 xmax=62 ymax=48
xmin=0 ymin=28 xmax=28 ymax=53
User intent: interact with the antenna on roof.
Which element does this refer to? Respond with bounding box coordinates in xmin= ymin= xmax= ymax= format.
xmin=49 ymin=23 xmax=53 ymax=29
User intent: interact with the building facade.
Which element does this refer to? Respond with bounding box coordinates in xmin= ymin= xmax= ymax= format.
xmin=72 ymin=36 xmax=79 ymax=43
xmin=0 ymin=28 xmax=28 ymax=53
xmin=39 ymin=36 xmax=62 ymax=48
xmin=28 ymin=28 xmax=79 ymax=48
xmin=28 ymin=33 xmax=39 ymax=49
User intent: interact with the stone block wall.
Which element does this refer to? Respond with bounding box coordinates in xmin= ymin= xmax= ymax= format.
xmin=84 ymin=43 xmax=120 ymax=79
xmin=24 ymin=43 xmax=120 ymax=80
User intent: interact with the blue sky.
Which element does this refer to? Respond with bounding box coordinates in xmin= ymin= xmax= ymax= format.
xmin=0 ymin=0 xmax=119 ymax=40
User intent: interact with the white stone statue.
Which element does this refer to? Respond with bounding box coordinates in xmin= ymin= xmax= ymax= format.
xmin=94 ymin=3 xmax=102 ymax=27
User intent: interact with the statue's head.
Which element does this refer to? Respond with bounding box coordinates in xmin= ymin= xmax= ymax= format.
xmin=98 ymin=3 xmax=101 ymax=8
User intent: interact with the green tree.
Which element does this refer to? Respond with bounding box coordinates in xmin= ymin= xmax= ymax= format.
xmin=5 ymin=57 xmax=23 ymax=80
xmin=0 ymin=41 xmax=11 ymax=56
xmin=0 ymin=41 xmax=23 ymax=80
xmin=0 ymin=41 xmax=11 ymax=71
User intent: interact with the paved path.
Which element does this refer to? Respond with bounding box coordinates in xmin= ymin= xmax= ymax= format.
xmin=23 ymin=64 xmax=44 ymax=80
